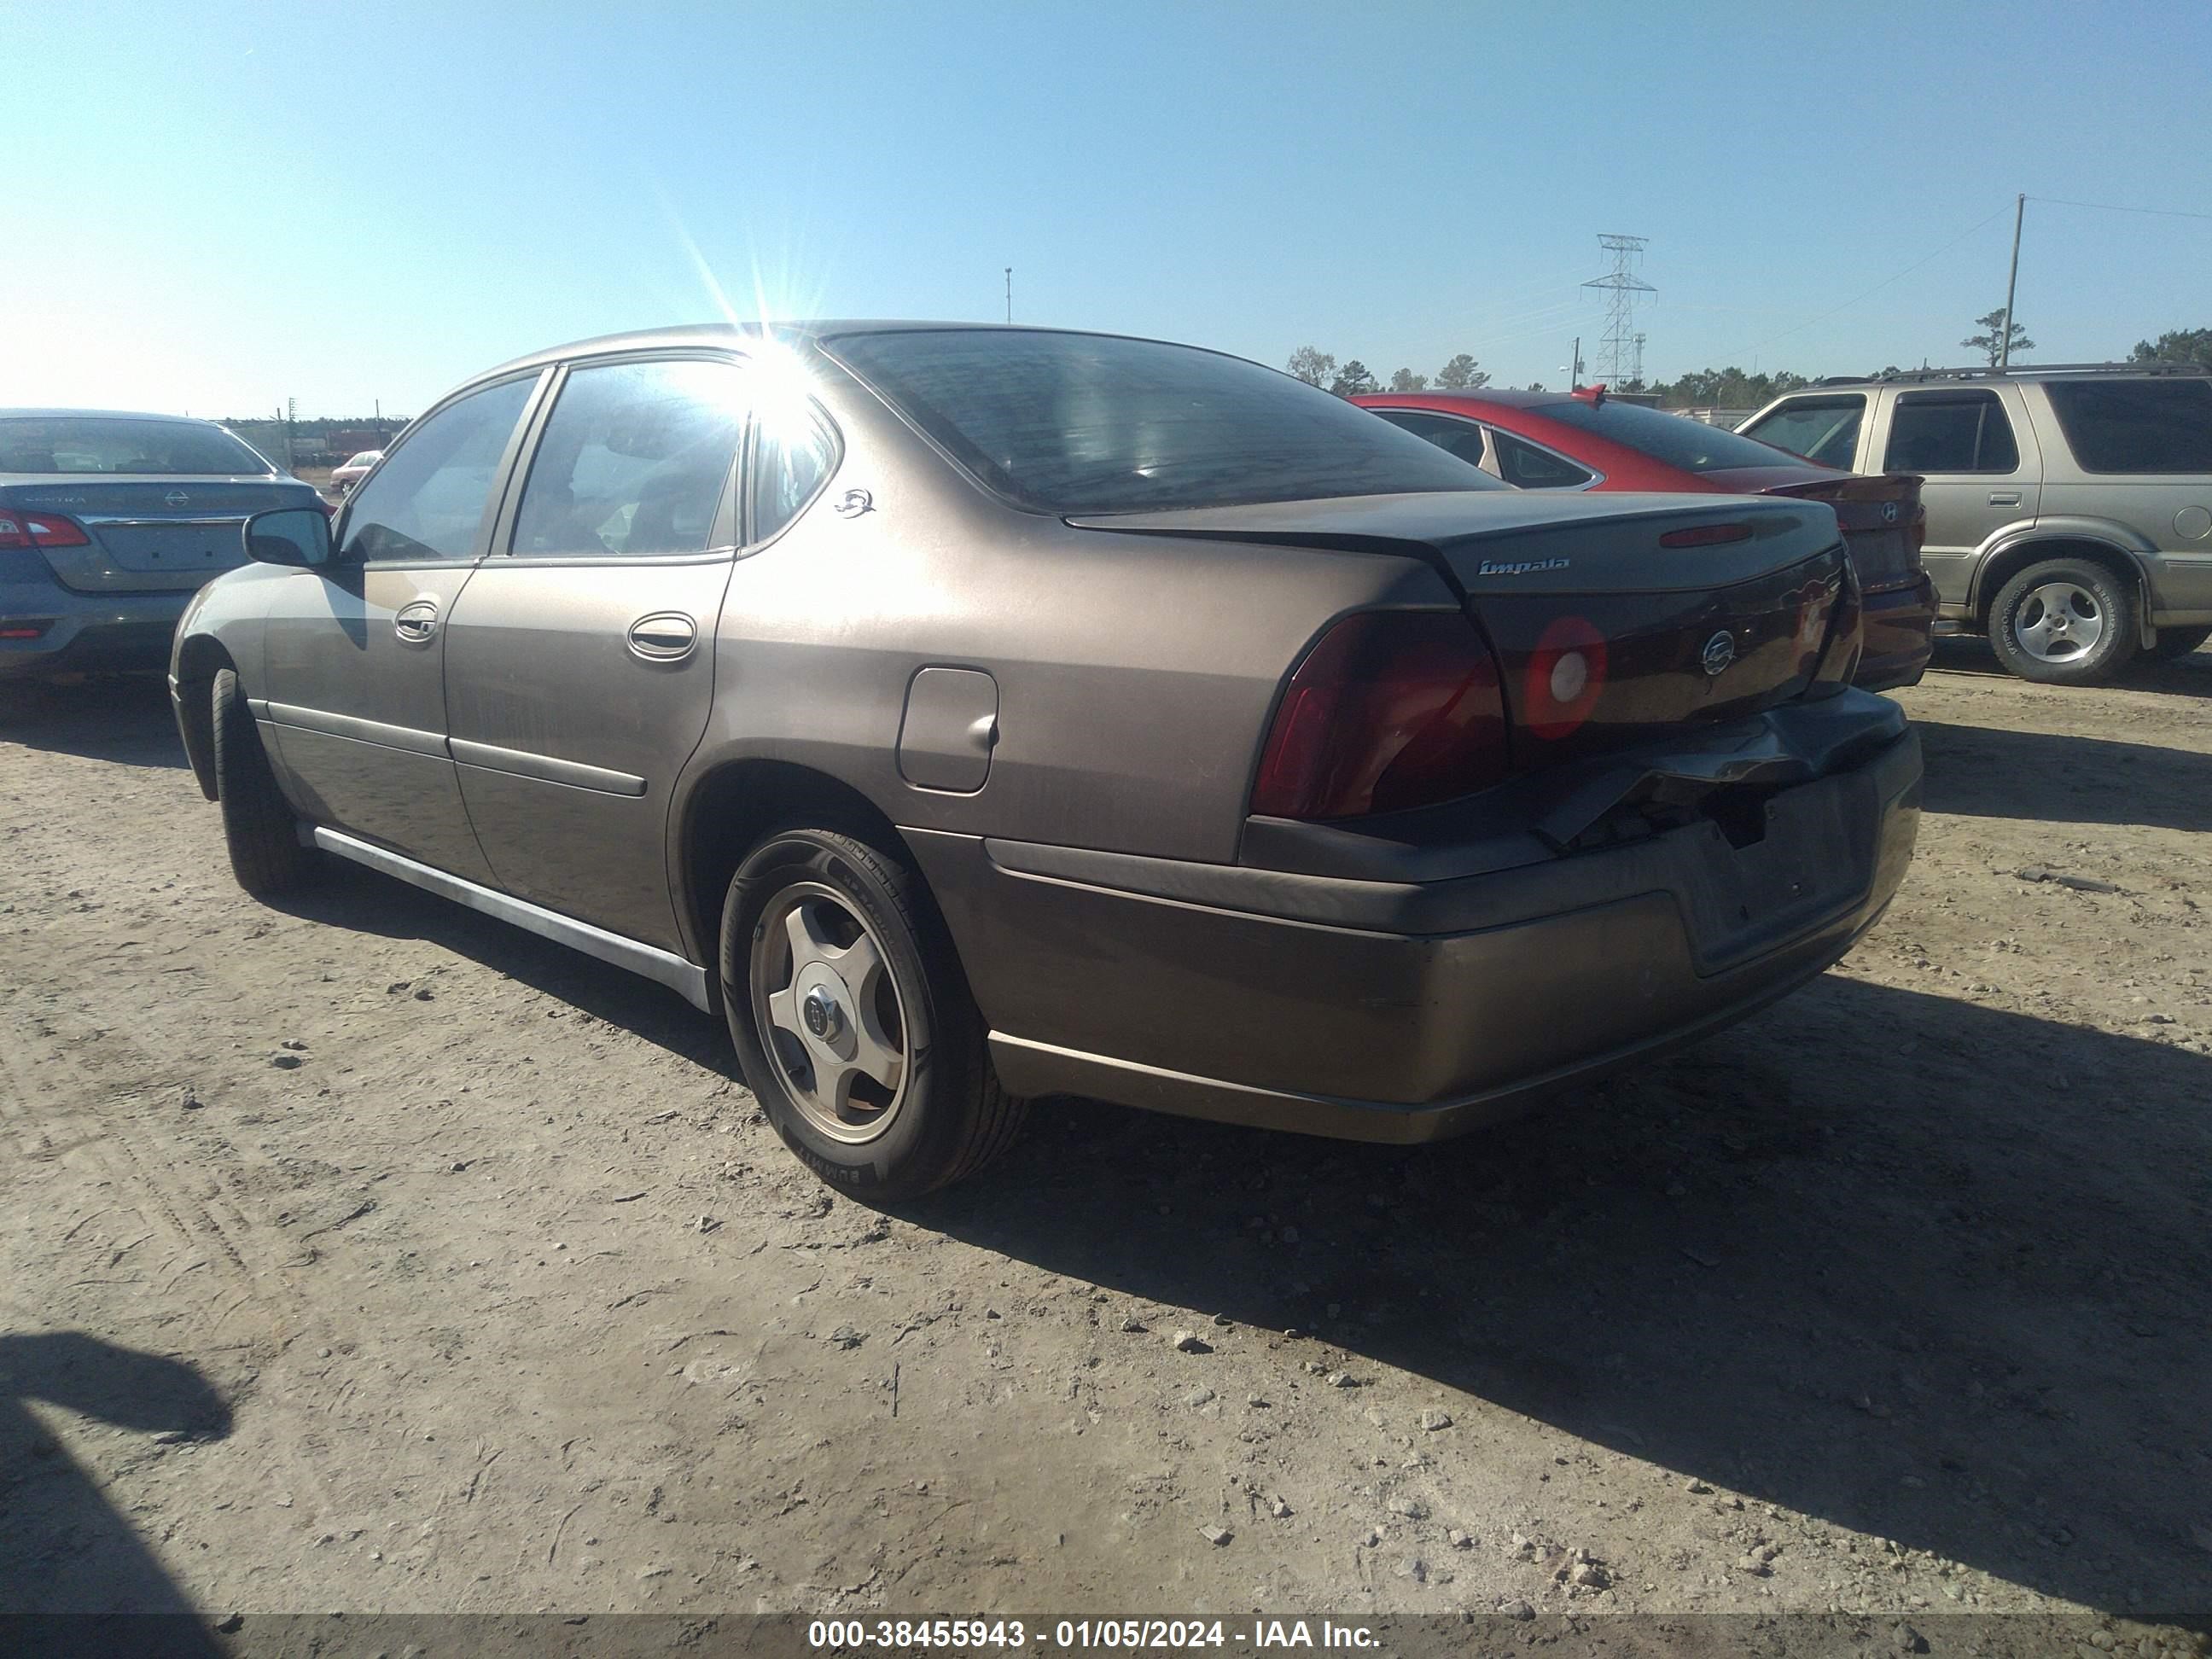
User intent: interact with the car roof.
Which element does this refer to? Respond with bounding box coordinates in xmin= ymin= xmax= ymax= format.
xmin=1803 ymin=362 xmax=2212 ymax=390
xmin=471 ymin=320 xmax=1196 ymax=388
xmin=0 ymin=407 xmax=224 ymax=423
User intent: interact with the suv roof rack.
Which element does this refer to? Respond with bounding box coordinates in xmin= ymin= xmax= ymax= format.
xmin=1811 ymin=360 xmax=2211 ymax=388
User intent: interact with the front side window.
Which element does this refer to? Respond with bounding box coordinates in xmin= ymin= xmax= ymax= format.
xmin=341 ymin=376 xmax=535 ymax=563
xmin=0 ymin=416 xmax=271 ymax=476
xmin=1740 ymin=396 xmax=1865 ymax=469
xmin=1491 ymin=429 xmax=1596 ymax=489
xmin=829 ymin=329 xmax=1505 ymax=514
xmin=510 ymin=358 xmax=746 ymax=558
xmin=1883 ymin=392 xmax=2021 ymax=474
xmin=2044 ymin=378 xmax=2212 ymax=474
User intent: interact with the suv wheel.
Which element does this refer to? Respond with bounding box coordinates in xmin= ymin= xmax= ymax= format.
xmin=212 ymin=667 xmax=317 ymax=897
xmin=1988 ymin=558 xmax=2139 ymax=685
xmin=719 ymin=824 xmax=1024 ymax=1201
xmin=2146 ymin=626 xmax=2212 ymax=663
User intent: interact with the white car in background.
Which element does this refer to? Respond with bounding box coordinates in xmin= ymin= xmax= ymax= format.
xmin=329 ymin=449 xmax=382 ymax=495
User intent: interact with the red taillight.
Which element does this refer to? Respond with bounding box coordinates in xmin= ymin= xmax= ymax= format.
xmin=0 ymin=510 xmax=90 ymax=549
xmin=1521 ymin=614 xmax=1610 ymax=741
xmin=1251 ymin=611 xmax=1511 ymax=820
xmin=1658 ymin=521 xmax=1754 ymax=549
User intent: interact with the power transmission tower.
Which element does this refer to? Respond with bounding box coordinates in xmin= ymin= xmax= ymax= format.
xmin=1581 ymin=235 xmax=1655 ymax=388
xmin=1633 ymin=332 xmax=1647 ymax=387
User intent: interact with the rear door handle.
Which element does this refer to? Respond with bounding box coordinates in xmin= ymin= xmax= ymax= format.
xmin=1988 ymin=492 xmax=2022 ymax=506
xmin=393 ymin=599 xmax=439 ymax=643
xmin=627 ymin=611 xmax=697 ymax=661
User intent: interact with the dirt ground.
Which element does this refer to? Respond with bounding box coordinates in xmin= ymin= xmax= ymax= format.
xmin=3 ymin=646 xmax=2209 ymax=1652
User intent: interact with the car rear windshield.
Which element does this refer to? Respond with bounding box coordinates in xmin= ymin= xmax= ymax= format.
xmin=826 ymin=329 xmax=1504 ymax=513
xmin=0 ymin=416 xmax=272 ymax=475
xmin=2043 ymin=378 xmax=2212 ymax=474
xmin=1533 ymin=397 xmax=1808 ymax=474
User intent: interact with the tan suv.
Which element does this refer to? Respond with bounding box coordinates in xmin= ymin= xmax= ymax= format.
xmin=1741 ymin=364 xmax=2212 ymax=682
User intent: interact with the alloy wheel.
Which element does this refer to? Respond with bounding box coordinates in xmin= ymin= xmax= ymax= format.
xmin=750 ymin=881 xmax=910 ymax=1144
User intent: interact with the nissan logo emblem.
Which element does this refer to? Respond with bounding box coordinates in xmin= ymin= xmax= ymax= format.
xmin=1701 ymin=631 xmax=1736 ymax=678
xmin=165 ymin=491 xmax=190 ymax=508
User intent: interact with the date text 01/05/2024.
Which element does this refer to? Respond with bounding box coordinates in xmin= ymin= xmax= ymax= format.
xmin=804 ymin=1620 xmax=1381 ymax=1650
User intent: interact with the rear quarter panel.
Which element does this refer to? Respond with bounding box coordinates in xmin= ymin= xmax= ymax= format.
xmin=2023 ymin=386 xmax=2212 ymax=620
xmin=675 ymin=365 xmax=1460 ymax=868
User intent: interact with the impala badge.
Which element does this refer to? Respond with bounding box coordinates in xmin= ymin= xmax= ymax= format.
xmin=1701 ymin=631 xmax=1736 ymax=677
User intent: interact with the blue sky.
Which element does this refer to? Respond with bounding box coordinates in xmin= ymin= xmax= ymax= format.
xmin=9 ymin=0 xmax=2210 ymax=416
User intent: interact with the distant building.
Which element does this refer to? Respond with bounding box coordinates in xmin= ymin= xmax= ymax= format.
xmin=1669 ymin=407 xmax=1754 ymax=429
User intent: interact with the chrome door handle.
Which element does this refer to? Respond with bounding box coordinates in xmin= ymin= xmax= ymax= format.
xmin=393 ymin=599 xmax=439 ymax=643
xmin=627 ymin=611 xmax=697 ymax=661
xmin=1988 ymin=492 xmax=2022 ymax=506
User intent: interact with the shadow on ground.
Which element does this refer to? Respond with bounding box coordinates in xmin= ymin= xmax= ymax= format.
xmin=1929 ymin=637 xmax=2212 ymax=694
xmin=271 ymin=862 xmax=731 ymax=1074
xmin=1915 ymin=718 xmax=2212 ymax=830
xmin=925 ymin=980 xmax=2212 ymax=1620
xmin=0 ymin=1332 xmax=230 ymax=1649
xmin=0 ymin=678 xmax=186 ymax=770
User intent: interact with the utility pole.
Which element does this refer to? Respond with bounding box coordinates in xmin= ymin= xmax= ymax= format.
xmin=1999 ymin=193 xmax=2025 ymax=371
xmin=1004 ymin=267 xmax=1012 ymax=325
xmin=1569 ymin=336 xmax=1582 ymax=387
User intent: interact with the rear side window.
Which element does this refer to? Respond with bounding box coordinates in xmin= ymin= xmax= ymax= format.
xmin=1883 ymin=392 xmax=2020 ymax=474
xmin=1491 ymin=429 xmax=1596 ymax=489
xmin=0 ymin=416 xmax=271 ymax=475
xmin=753 ymin=408 xmax=839 ymax=542
xmin=2044 ymin=379 xmax=2212 ymax=474
xmin=1741 ymin=397 xmax=1865 ymax=469
xmin=828 ymin=329 xmax=1505 ymax=514
xmin=1373 ymin=410 xmax=1492 ymax=469
xmin=511 ymin=358 xmax=746 ymax=558
xmin=341 ymin=376 xmax=535 ymax=563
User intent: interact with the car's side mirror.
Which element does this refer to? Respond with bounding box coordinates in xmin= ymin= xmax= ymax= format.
xmin=243 ymin=507 xmax=333 ymax=568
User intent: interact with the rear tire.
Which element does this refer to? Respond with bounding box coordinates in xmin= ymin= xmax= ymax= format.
xmin=719 ymin=824 xmax=1024 ymax=1202
xmin=212 ymin=667 xmax=315 ymax=898
xmin=2146 ymin=625 xmax=2212 ymax=662
xmin=1987 ymin=558 xmax=2138 ymax=685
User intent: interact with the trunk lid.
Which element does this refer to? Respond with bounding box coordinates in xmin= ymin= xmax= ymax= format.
xmin=1716 ymin=469 xmax=1924 ymax=595
xmin=1069 ymin=490 xmax=1849 ymax=770
xmin=0 ymin=477 xmax=323 ymax=594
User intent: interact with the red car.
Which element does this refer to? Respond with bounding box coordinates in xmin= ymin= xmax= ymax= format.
xmin=1353 ymin=387 xmax=1936 ymax=691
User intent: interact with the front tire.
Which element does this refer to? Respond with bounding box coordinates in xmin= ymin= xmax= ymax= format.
xmin=1987 ymin=558 xmax=2138 ymax=684
xmin=719 ymin=824 xmax=1023 ymax=1201
xmin=211 ymin=667 xmax=316 ymax=898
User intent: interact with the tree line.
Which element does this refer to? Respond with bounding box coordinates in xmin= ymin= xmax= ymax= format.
xmin=1285 ymin=349 xmax=1490 ymax=397
xmin=1289 ymin=316 xmax=2212 ymax=409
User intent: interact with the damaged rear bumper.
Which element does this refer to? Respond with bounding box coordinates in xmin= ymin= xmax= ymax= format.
xmin=906 ymin=690 xmax=1922 ymax=1144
